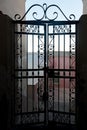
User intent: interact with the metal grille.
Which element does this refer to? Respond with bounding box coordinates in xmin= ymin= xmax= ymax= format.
xmin=13 ymin=3 xmax=78 ymax=127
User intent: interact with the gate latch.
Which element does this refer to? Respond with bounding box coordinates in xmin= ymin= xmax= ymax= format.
xmin=42 ymin=92 xmax=48 ymax=101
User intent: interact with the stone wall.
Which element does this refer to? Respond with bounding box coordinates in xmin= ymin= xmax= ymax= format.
xmin=0 ymin=0 xmax=26 ymax=20
xmin=77 ymin=14 xmax=87 ymax=130
xmin=0 ymin=14 xmax=14 ymax=130
xmin=82 ymin=0 xmax=87 ymax=14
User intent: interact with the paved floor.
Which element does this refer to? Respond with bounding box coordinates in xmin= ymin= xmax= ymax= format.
xmin=13 ymin=124 xmax=77 ymax=130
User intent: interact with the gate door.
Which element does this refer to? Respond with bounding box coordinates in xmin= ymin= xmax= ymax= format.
xmin=13 ymin=3 xmax=77 ymax=127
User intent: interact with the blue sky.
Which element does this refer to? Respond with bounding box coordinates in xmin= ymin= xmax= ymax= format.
xmin=25 ymin=0 xmax=83 ymax=20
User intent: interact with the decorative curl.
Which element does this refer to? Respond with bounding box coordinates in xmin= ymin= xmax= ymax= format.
xmin=14 ymin=14 xmax=21 ymax=20
xmin=32 ymin=11 xmax=44 ymax=21
xmin=46 ymin=11 xmax=58 ymax=21
xmin=69 ymin=14 xmax=76 ymax=21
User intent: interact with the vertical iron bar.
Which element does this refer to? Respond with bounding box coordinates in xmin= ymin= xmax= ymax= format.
xmin=26 ymin=27 xmax=28 ymax=113
xmin=63 ymin=28 xmax=65 ymax=112
xmin=44 ymin=23 xmax=48 ymax=125
xmin=20 ymin=24 xmax=23 ymax=124
xmin=58 ymin=32 xmax=60 ymax=111
xmin=75 ymin=23 xmax=77 ymax=125
xmin=69 ymin=24 xmax=71 ymax=124
xmin=74 ymin=24 xmax=77 ymax=124
xmin=32 ymin=33 xmax=34 ymax=111
xmin=38 ymin=25 xmax=40 ymax=122
xmin=53 ymin=25 xmax=55 ymax=120
xmin=27 ymin=84 xmax=28 ymax=112
xmin=14 ymin=23 xmax=16 ymax=125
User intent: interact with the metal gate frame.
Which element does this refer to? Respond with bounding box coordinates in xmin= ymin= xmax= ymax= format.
xmin=13 ymin=3 xmax=78 ymax=127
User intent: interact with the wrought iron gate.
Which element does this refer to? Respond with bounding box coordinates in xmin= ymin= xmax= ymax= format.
xmin=13 ymin=3 xmax=77 ymax=127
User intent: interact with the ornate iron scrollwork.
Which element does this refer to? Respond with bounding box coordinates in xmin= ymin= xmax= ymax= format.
xmin=14 ymin=3 xmax=75 ymax=21
xmin=14 ymin=14 xmax=21 ymax=20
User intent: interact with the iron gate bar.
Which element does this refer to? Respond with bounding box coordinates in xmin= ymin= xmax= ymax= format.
xmin=14 ymin=71 xmax=76 ymax=77
xmin=13 ymin=20 xmax=79 ymax=25
xmin=52 ymin=25 xmax=54 ymax=120
xmin=58 ymin=31 xmax=60 ymax=112
xmin=14 ymin=32 xmax=76 ymax=36
xmin=20 ymin=24 xmax=22 ymax=124
xmin=13 ymin=23 xmax=77 ymax=124
xmin=37 ymin=25 xmax=40 ymax=123
xmin=63 ymin=27 xmax=65 ymax=112
xmin=13 ymin=3 xmax=78 ymax=127
xmin=14 ymin=76 xmax=76 ymax=78
xmin=74 ymin=23 xmax=77 ymax=125
xmin=14 ymin=68 xmax=76 ymax=71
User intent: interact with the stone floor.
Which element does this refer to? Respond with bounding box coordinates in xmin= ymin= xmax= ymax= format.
xmin=13 ymin=124 xmax=77 ymax=130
